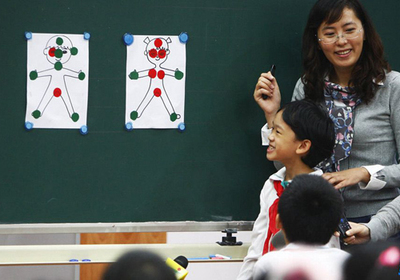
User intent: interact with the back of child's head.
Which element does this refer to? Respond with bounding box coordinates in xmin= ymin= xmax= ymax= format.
xmin=102 ymin=250 xmax=175 ymax=280
xmin=279 ymin=99 xmax=335 ymax=168
xmin=344 ymin=241 xmax=400 ymax=280
xmin=278 ymin=174 xmax=342 ymax=245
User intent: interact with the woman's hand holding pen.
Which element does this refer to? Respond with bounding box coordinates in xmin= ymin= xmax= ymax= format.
xmin=253 ymin=70 xmax=281 ymax=127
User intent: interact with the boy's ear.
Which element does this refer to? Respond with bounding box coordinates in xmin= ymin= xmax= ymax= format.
xmin=275 ymin=214 xmax=283 ymax=230
xmin=296 ymin=139 xmax=311 ymax=156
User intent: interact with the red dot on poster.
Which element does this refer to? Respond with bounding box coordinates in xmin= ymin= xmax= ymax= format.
xmin=158 ymin=70 xmax=165 ymax=79
xmin=49 ymin=47 xmax=56 ymax=57
xmin=149 ymin=48 xmax=157 ymax=58
xmin=154 ymin=38 xmax=162 ymax=48
xmin=158 ymin=49 xmax=166 ymax=59
xmin=148 ymin=69 xmax=157 ymax=78
xmin=153 ymin=88 xmax=162 ymax=97
xmin=53 ymin=88 xmax=62 ymax=97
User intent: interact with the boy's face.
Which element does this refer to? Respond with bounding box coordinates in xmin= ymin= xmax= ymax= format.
xmin=267 ymin=110 xmax=303 ymax=164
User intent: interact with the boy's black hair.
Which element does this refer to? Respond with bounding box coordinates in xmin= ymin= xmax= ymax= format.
xmin=278 ymin=174 xmax=343 ymax=245
xmin=102 ymin=250 xmax=176 ymax=280
xmin=279 ymin=99 xmax=335 ymax=168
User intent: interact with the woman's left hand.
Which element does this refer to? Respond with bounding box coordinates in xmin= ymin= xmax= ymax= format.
xmin=322 ymin=167 xmax=371 ymax=189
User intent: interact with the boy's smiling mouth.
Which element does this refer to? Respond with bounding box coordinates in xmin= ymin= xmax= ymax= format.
xmin=267 ymin=145 xmax=275 ymax=153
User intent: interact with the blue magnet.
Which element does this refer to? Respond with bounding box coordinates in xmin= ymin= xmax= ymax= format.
xmin=178 ymin=122 xmax=186 ymax=131
xmin=80 ymin=125 xmax=88 ymax=135
xmin=82 ymin=259 xmax=91 ymax=262
xmin=179 ymin=32 xmax=189 ymax=43
xmin=83 ymin=32 xmax=91 ymax=40
xmin=25 ymin=32 xmax=33 ymax=40
xmin=25 ymin=121 xmax=33 ymax=130
xmin=69 ymin=259 xmax=79 ymax=262
xmin=125 ymin=122 xmax=133 ymax=131
xmin=123 ymin=33 xmax=134 ymax=46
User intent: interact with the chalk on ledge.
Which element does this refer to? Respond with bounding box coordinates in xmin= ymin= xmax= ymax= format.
xmin=209 ymin=254 xmax=231 ymax=260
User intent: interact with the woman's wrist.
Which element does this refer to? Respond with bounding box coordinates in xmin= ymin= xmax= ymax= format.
xmin=359 ymin=167 xmax=371 ymax=184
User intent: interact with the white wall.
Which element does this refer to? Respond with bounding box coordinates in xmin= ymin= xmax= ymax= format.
xmin=0 ymin=234 xmax=79 ymax=280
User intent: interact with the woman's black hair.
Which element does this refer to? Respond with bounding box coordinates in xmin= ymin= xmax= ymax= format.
xmin=301 ymin=0 xmax=390 ymax=103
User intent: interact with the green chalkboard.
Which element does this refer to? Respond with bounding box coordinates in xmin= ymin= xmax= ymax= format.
xmin=1 ymin=0 xmax=399 ymax=223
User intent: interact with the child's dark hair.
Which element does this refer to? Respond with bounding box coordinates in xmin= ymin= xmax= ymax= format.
xmin=279 ymin=99 xmax=335 ymax=168
xmin=344 ymin=241 xmax=400 ymax=280
xmin=102 ymin=250 xmax=176 ymax=280
xmin=278 ymin=174 xmax=343 ymax=245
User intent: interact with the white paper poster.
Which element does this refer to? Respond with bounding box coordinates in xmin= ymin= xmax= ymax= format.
xmin=126 ymin=35 xmax=186 ymax=129
xmin=25 ymin=33 xmax=89 ymax=129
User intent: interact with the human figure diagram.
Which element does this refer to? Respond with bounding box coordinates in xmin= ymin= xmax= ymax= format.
xmin=29 ymin=35 xmax=86 ymax=122
xmin=128 ymin=37 xmax=184 ymax=122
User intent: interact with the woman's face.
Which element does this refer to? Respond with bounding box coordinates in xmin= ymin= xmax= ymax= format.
xmin=317 ymin=8 xmax=364 ymax=75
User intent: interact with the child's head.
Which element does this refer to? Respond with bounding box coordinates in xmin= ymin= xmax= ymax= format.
xmin=344 ymin=242 xmax=400 ymax=280
xmin=102 ymin=250 xmax=176 ymax=280
xmin=277 ymin=174 xmax=343 ymax=245
xmin=267 ymin=99 xmax=335 ymax=168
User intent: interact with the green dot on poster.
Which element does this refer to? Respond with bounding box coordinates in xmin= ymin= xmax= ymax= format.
xmin=71 ymin=113 xmax=79 ymax=122
xmin=170 ymin=113 xmax=177 ymax=122
xmin=70 ymin=47 xmax=78 ymax=56
xmin=32 ymin=110 xmax=41 ymax=119
xmin=56 ymin=37 xmax=64 ymax=45
xmin=55 ymin=62 xmax=63 ymax=71
xmin=175 ymin=70 xmax=183 ymax=80
xmin=79 ymin=72 xmax=85 ymax=80
xmin=55 ymin=49 xmax=63 ymax=58
xmin=130 ymin=111 xmax=138 ymax=120
xmin=30 ymin=71 xmax=38 ymax=80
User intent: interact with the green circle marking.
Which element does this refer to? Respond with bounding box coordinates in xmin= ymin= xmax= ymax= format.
xmin=175 ymin=70 xmax=184 ymax=80
xmin=29 ymin=70 xmax=38 ymax=80
xmin=170 ymin=113 xmax=177 ymax=122
xmin=79 ymin=72 xmax=85 ymax=80
xmin=55 ymin=49 xmax=63 ymax=58
xmin=130 ymin=111 xmax=138 ymax=120
xmin=54 ymin=62 xmax=63 ymax=71
xmin=71 ymin=113 xmax=79 ymax=122
xmin=32 ymin=110 xmax=41 ymax=119
xmin=70 ymin=47 xmax=78 ymax=56
xmin=56 ymin=37 xmax=64 ymax=46
xmin=129 ymin=71 xmax=139 ymax=80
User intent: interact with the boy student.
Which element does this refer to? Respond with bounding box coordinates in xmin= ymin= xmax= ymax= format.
xmin=237 ymin=100 xmax=336 ymax=280
xmin=253 ymin=175 xmax=350 ymax=280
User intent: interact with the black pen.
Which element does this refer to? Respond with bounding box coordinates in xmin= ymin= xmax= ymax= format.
xmin=262 ymin=64 xmax=276 ymax=100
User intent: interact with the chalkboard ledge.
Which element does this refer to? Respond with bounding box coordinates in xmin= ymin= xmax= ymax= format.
xmin=0 ymin=221 xmax=254 ymax=235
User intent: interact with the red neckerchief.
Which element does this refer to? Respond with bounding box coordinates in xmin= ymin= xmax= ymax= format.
xmin=262 ymin=180 xmax=285 ymax=254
